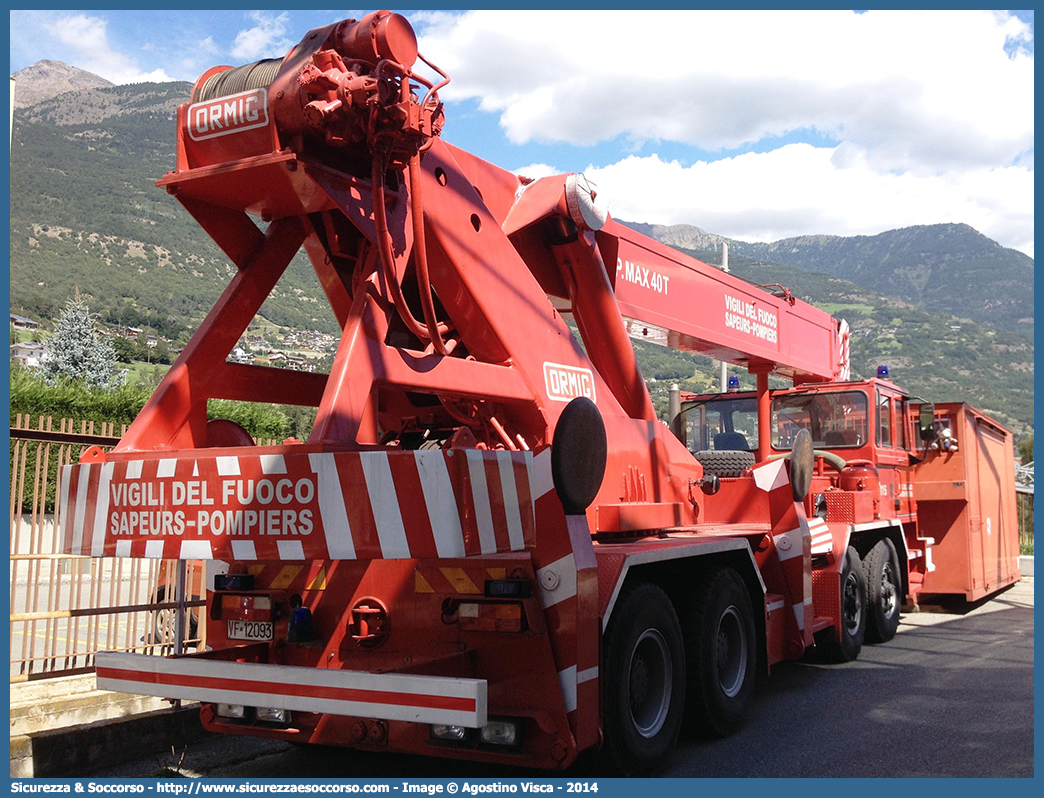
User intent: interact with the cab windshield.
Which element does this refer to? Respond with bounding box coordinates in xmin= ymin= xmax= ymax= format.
xmin=771 ymin=390 xmax=869 ymax=450
xmin=684 ymin=396 xmax=758 ymax=453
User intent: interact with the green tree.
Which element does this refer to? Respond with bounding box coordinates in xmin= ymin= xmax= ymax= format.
xmin=112 ymin=336 xmax=138 ymax=363
xmin=136 ymin=329 xmax=152 ymax=362
xmin=41 ymin=297 xmax=122 ymax=388
xmin=208 ymin=399 xmax=291 ymax=442
xmin=283 ymin=405 xmax=318 ymax=440
xmin=1017 ymin=434 xmax=1034 ymax=464
xmin=153 ymin=337 xmax=171 ymax=365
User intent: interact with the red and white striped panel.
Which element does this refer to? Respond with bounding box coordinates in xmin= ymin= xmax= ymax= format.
xmin=95 ymin=652 xmax=487 ymax=727
xmin=750 ymin=458 xmax=815 ymax=643
xmin=60 ymin=448 xmax=548 ymax=561
xmin=535 ymin=514 xmax=600 ymax=718
xmin=772 ymin=507 xmax=813 ymax=638
xmin=836 ymin=319 xmax=851 ymax=381
xmin=807 ymin=516 xmax=834 ymax=555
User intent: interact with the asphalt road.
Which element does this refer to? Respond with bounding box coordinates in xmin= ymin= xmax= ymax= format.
xmin=87 ymin=578 xmax=1034 ymax=779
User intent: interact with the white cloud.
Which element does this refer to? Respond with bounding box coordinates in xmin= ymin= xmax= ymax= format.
xmin=230 ymin=11 xmax=292 ymax=61
xmin=417 ymin=10 xmax=1034 ymax=174
xmin=416 ymin=10 xmax=1033 ymax=255
xmin=584 ymin=147 xmax=1034 ymax=257
xmin=41 ymin=14 xmax=174 ymax=84
xmin=512 ymin=163 xmax=560 ymax=180
xmin=198 ymin=36 xmax=220 ymax=57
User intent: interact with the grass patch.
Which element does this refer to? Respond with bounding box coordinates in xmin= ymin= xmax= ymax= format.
xmin=122 ymin=361 xmax=170 ymax=385
xmin=817 ymin=303 xmax=875 ymax=316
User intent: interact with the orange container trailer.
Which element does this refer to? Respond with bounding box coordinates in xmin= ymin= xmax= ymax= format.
xmin=913 ymin=403 xmax=1021 ymax=600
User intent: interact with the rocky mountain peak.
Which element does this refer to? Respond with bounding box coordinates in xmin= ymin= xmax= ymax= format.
xmin=11 ymin=60 xmax=114 ymax=108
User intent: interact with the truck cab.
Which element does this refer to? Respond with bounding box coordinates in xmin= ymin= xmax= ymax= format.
xmin=679 ymin=377 xmax=1019 ymax=604
xmin=684 ymin=378 xmax=907 ymax=454
xmin=683 ymin=378 xmax=915 ymax=534
xmin=682 ymin=378 xmax=915 ymax=525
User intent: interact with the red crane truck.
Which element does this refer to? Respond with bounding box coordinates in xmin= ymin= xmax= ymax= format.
xmin=57 ymin=11 xmax=1020 ymax=773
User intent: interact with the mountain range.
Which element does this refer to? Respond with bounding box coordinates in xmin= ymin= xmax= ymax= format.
xmin=623 ymin=221 xmax=1034 ymax=333
xmin=9 ymin=75 xmax=332 ymax=338
xmin=11 ymin=60 xmax=113 ymax=108
xmin=8 ymin=61 xmax=1034 ymax=438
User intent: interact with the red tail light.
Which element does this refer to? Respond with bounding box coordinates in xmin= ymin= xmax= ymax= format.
xmin=215 ymin=594 xmax=273 ymax=621
xmin=457 ymin=601 xmax=526 ymax=632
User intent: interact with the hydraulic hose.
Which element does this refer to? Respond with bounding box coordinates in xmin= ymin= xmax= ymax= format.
xmin=371 ymin=155 xmax=450 ymax=345
xmin=409 ymin=153 xmax=448 ymax=354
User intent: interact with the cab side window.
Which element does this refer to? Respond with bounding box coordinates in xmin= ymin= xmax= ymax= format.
xmin=895 ymin=399 xmax=906 ymax=450
xmin=876 ymin=392 xmax=892 ymax=447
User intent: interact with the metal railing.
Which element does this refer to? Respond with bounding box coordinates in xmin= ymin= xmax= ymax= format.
xmin=10 ymin=415 xmax=206 ymax=682
xmin=1015 ymin=461 xmax=1033 ymax=495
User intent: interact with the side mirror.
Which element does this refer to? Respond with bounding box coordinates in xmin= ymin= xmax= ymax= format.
xmin=919 ymin=403 xmax=937 ymax=442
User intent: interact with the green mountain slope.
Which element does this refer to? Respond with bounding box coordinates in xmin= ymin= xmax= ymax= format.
xmin=623 ymin=220 xmax=1034 ymax=333
xmin=671 ymin=245 xmax=1033 ymax=437
xmin=9 ymin=82 xmax=338 ymax=338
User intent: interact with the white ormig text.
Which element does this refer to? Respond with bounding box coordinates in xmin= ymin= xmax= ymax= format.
xmin=188 ymin=88 xmax=268 ymax=141
xmin=543 ymin=362 xmax=596 ymax=403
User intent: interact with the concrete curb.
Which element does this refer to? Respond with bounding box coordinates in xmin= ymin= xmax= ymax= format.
xmin=1019 ymin=555 xmax=1033 ymax=577
xmin=12 ymin=686 xmax=187 ymax=738
xmin=11 ymin=705 xmax=209 ymax=778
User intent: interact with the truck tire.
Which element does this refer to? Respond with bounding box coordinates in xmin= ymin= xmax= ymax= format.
xmin=816 ymin=546 xmax=867 ymax=662
xmin=863 ymin=538 xmax=901 ymax=644
xmin=602 ymin=583 xmax=686 ymax=775
xmin=684 ymin=567 xmax=757 ymax=737
xmin=694 ymin=450 xmax=755 ymax=478
xmin=151 ymin=586 xmax=199 ymax=646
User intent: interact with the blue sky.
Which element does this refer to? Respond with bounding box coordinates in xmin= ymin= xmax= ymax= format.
xmin=9 ymin=9 xmax=1035 ymax=256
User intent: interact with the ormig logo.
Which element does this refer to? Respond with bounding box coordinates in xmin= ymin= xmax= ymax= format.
xmin=188 ymin=88 xmax=269 ymax=141
xmin=543 ymin=362 xmax=596 ymax=403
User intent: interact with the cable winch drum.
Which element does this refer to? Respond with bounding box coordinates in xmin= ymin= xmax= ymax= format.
xmin=193 ymin=58 xmax=284 ymax=103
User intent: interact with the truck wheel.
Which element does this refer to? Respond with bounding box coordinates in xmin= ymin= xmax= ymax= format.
xmin=602 ymin=583 xmax=686 ymax=775
xmin=152 ymin=586 xmax=199 ymax=646
xmin=685 ymin=567 xmax=757 ymax=737
xmin=863 ymin=538 xmax=901 ymax=644
xmin=694 ymin=449 xmax=755 ymax=478
xmin=816 ymin=546 xmax=867 ymax=662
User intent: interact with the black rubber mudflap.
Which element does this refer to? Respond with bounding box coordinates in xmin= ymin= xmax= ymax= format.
xmin=551 ymin=397 xmax=607 ymax=514
xmin=790 ymin=428 xmax=814 ymax=501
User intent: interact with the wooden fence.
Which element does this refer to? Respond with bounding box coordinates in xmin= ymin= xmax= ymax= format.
xmin=9 ymin=414 xmax=206 ymax=682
